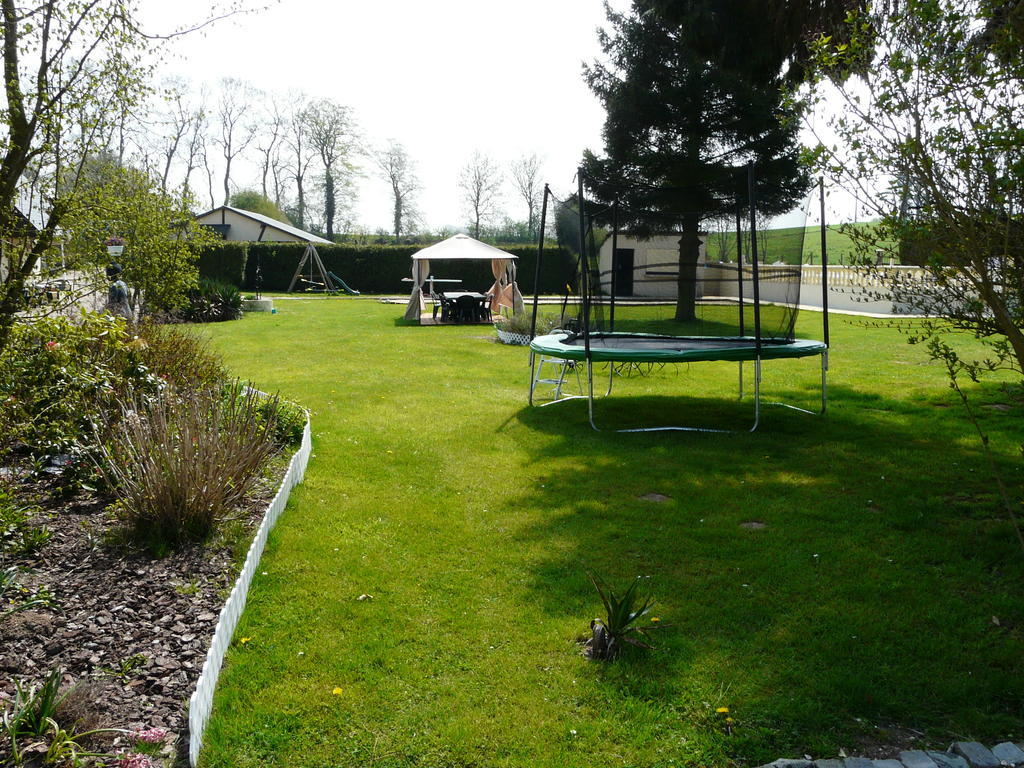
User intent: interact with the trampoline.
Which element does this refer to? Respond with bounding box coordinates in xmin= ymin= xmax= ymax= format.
xmin=526 ymin=164 xmax=832 ymax=432
xmin=530 ymin=333 xmax=827 ymax=363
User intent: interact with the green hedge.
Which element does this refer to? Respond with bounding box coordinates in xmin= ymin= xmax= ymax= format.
xmin=196 ymin=242 xmax=248 ymax=287
xmin=197 ymin=241 xmax=574 ymax=295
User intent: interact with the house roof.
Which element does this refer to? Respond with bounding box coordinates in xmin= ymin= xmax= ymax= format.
xmin=195 ymin=205 xmax=331 ymax=244
xmin=2 ymin=204 xmax=43 ymax=237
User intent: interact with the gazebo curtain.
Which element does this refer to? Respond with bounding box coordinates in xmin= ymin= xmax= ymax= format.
xmin=488 ymin=259 xmax=524 ymax=315
xmin=403 ymin=258 xmax=430 ymax=320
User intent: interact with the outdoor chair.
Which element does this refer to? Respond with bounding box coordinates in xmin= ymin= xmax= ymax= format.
xmin=454 ymin=294 xmax=480 ymax=323
xmin=433 ymin=293 xmax=455 ymax=322
xmin=478 ymin=296 xmax=492 ymax=323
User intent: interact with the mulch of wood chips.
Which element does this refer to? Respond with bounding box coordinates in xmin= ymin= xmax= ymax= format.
xmin=1 ymin=465 xmax=283 ymax=764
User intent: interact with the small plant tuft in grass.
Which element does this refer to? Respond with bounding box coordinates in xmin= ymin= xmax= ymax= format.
xmin=584 ymin=572 xmax=664 ymax=661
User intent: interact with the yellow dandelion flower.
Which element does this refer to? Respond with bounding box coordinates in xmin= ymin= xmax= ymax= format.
xmin=240 ymin=637 xmax=252 ymax=645
xmin=715 ymin=707 xmax=729 ymax=714
xmin=650 ymin=617 xmax=661 ymax=623
xmin=332 ymin=687 xmax=343 ymax=695
xmin=725 ymin=717 xmax=735 ymax=724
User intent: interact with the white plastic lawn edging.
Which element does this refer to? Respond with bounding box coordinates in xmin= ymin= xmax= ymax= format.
xmin=496 ymin=327 xmax=531 ymax=346
xmin=187 ymin=407 xmax=312 ymax=767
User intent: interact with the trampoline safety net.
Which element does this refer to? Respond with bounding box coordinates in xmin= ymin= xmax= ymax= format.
xmin=531 ymin=164 xmax=819 ymax=348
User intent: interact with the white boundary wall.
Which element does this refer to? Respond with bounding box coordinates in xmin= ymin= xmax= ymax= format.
xmin=187 ymin=413 xmax=313 ymax=766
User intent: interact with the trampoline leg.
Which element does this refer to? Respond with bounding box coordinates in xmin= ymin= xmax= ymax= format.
xmin=605 ymin=363 xmax=614 ymax=396
xmin=738 ymin=361 xmax=744 ymax=400
xmin=532 ymin=350 xmax=540 ymax=405
xmin=587 ymin=358 xmax=601 ymax=432
xmin=749 ymin=358 xmax=762 ymax=432
xmin=554 ymin=358 xmax=570 ymax=400
xmin=820 ymin=350 xmax=829 ymax=415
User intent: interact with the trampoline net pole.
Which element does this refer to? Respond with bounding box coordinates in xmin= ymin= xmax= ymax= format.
xmin=609 ymin=199 xmax=619 ymax=334
xmin=530 ymin=185 xmax=550 ymax=339
xmin=819 ymin=178 xmax=830 ymax=348
xmin=735 ymin=181 xmax=745 ymax=338
xmin=747 ymin=163 xmax=763 ymax=356
xmin=578 ymin=170 xmax=591 ymax=360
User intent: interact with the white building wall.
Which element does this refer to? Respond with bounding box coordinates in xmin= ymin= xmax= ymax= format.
xmin=598 ymin=234 xmax=707 ymax=298
xmin=194 ymin=209 xmax=307 ymax=242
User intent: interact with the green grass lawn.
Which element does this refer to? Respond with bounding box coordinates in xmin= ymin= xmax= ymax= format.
xmin=196 ymin=299 xmax=1023 ymax=768
xmin=706 ymin=223 xmax=890 ymax=265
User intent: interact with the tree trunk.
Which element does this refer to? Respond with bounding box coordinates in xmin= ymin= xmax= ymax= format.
xmin=324 ymin=170 xmax=335 ymax=238
xmin=222 ymin=155 xmax=232 ymax=206
xmin=296 ymin=176 xmax=305 ymax=229
xmin=0 ymin=242 xmax=48 ymax=355
xmin=674 ymin=214 xmax=701 ymax=321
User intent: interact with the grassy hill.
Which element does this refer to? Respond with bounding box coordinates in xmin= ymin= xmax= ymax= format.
xmin=705 ymin=222 xmax=891 ymax=265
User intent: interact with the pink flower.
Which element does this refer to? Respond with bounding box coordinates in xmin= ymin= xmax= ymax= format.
xmin=45 ymin=340 xmax=59 ymax=350
xmin=131 ymin=727 xmax=168 ymax=744
xmin=114 ymin=753 xmax=156 ymax=768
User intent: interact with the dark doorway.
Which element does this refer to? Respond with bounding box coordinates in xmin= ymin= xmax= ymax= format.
xmin=613 ymin=248 xmax=634 ymax=296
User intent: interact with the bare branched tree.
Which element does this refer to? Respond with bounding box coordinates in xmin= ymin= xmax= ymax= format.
xmin=459 ymin=151 xmax=503 ymax=239
xmin=180 ymin=88 xmax=209 ymax=201
xmin=375 ymin=141 xmax=420 ymax=239
xmin=155 ymin=78 xmax=192 ymax=191
xmin=214 ymin=77 xmax=258 ymax=205
xmin=303 ymin=99 xmax=357 ymax=238
xmin=254 ymin=93 xmax=287 ymax=203
xmin=284 ymin=93 xmax=313 ymax=229
xmin=510 ymin=153 xmax=543 ymax=237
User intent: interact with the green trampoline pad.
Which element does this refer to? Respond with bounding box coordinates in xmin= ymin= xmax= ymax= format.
xmin=529 ymin=333 xmax=828 ymax=363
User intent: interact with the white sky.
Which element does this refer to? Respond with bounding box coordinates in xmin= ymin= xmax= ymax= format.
xmin=141 ymin=0 xmax=629 ymax=232
xmin=140 ymin=0 xmax=858 ymax=233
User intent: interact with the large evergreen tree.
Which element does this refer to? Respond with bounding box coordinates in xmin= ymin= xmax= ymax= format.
xmin=635 ymin=0 xmax=867 ymax=85
xmin=582 ymin=3 xmax=810 ymax=321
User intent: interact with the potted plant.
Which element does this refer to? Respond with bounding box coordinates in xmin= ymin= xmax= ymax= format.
xmin=105 ymin=236 xmax=125 ymax=256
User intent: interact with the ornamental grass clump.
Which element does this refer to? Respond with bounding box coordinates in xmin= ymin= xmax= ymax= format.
xmin=99 ymin=383 xmax=281 ymax=552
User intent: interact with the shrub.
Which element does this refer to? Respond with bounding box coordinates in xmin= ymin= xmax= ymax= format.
xmin=0 ymin=313 xmax=158 ymax=475
xmin=98 ymin=383 xmax=283 ymax=551
xmin=135 ymin=321 xmax=227 ymax=391
xmin=494 ymin=311 xmax=567 ymax=336
xmin=178 ymin=278 xmax=242 ymax=323
xmin=258 ymin=395 xmax=306 ymax=447
xmin=223 ymin=385 xmax=306 ymax=448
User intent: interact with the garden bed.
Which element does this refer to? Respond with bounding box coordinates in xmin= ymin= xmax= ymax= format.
xmin=0 ymin=457 xmax=287 ymax=763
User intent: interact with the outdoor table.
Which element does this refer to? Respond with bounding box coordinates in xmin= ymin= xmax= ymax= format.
xmin=441 ymin=291 xmax=487 ymax=300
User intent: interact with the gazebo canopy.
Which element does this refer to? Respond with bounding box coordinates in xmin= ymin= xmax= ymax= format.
xmin=411 ymin=233 xmax=519 ymax=261
xmin=403 ymin=234 xmax=524 ymax=321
